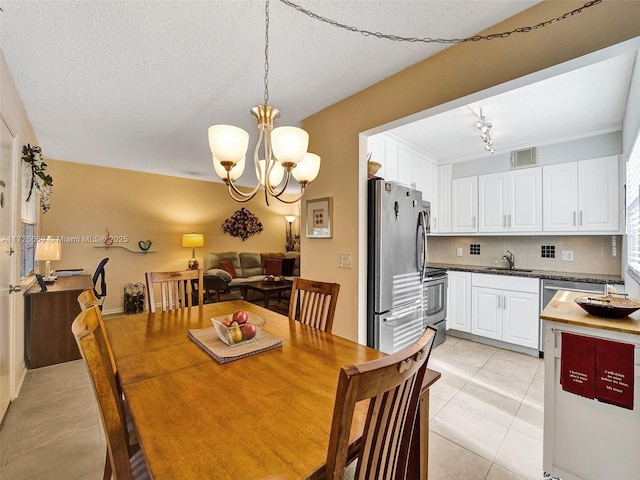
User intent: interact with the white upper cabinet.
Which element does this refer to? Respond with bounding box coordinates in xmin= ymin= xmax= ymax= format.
xmin=478 ymin=167 xmax=542 ymax=233
xmin=543 ymin=155 xmax=619 ymax=232
xmin=451 ymin=176 xmax=478 ymax=233
xmin=434 ymin=164 xmax=452 ymax=233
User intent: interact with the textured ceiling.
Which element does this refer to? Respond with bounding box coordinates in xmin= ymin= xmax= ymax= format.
xmin=2 ymin=0 xmax=553 ymax=184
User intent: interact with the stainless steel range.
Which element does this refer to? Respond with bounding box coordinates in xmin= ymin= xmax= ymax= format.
xmin=423 ymin=267 xmax=447 ymax=347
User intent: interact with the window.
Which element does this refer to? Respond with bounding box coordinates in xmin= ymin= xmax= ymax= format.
xmin=626 ymin=132 xmax=640 ymax=282
xmin=20 ymin=222 xmax=35 ymax=278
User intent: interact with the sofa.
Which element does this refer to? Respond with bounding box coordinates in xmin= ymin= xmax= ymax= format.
xmin=202 ymin=251 xmax=300 ymax=302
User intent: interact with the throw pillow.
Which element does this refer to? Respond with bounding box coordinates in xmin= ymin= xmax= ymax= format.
xmin=279 ymin=257 xmax=296 ymax=276
xmin=219 ymin=259 xmax=237 ymax=279
xmin=265 ymin=258 xmax=283 ymax=276
xmin=260 ymin=252 xmax=286 ymax=267
xmin=205 ymin=268 xmax=232 ymax=283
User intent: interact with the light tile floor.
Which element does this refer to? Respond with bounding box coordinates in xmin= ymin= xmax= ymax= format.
xmin=0 ymin=335 xmax=544 ymax=479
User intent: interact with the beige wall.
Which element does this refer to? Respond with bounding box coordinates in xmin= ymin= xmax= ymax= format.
xmin=301 ymin=1 xmax=640 ymax=343
xmin=41 ymin=159 xmax=299 ymax=313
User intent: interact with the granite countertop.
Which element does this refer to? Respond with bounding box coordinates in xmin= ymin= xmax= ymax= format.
xmin=540 ymin=290 xmax=640 ymax=335
xmin=427 ymin=262 xmax=624 ymax=285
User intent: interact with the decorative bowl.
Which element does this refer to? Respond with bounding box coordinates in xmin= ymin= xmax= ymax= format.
xmin=574 ymin=295 xmax=640 ymax=319
xmin=211 ymin=313 xmax=266 ymax=346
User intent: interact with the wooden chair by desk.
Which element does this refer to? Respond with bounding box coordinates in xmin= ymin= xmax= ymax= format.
xmin=145 ymin=269 xmax=203 ymax=313
xmin=323 ymin=326 xmax=436 ymax=480
xmin=289 ymin=277 xmax=340 ymax=333
xmin=72 ymin=306 xmax=149 ymax=480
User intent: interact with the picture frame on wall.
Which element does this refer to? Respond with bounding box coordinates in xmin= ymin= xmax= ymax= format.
xmin=306 ymin=197 xmax=333 ymax=238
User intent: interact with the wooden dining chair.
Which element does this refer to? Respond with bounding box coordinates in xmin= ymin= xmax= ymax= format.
xmin=77 ymin=288 xmax=99 ymax=310
xmin=145 ymin=268 xmax=203 ymax=313
xmin=288 ymin=277 xmax=340 ymax=333
xmin=72 ymin=306 xmax=149 ymax=480
xmin=323 ymin=326 xmax=437 ymax=480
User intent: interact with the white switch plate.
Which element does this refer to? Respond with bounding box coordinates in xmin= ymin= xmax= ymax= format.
xmin=561 ymin=250 xmax=574 ymax=261
xmin=338 ymin=252 xmax=352 ymax=269
xmin=456 ymin=247 xmax=463 ymax=257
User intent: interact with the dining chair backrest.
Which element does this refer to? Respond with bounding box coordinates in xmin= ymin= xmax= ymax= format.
xmin=72 ymin=306 xmax=134 ymax=480
xmin=145 ymin=269 xmax=203 ymax=313
xmin=324 ymin=326 xmax=436 ymax=480
xmin=288 ymin=277 xmax=340 ymax=333
xmin=77 ymin=288 xmax=99 ymax=310
xmin=77 ymin=289 xmax=116 ymax=374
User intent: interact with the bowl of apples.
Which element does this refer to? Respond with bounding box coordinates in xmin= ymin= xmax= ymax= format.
xmin=211 ymin=309 xmax=266 ymax=346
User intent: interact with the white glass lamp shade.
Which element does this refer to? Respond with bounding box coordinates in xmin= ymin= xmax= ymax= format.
xmin=284 ymin=215 xmax=297 ymax=223
xmin=257 ymin=159 xmax=285 ymax=187
xmin=292 ymin=153 xmax=321 ymax=183
xmin=271 ymin=126 xmax=309 ymax=166
xmin=213 ymin=156 xmax=245 ymax=181
xmin=208 ymin=125 xmax=249 ymax=164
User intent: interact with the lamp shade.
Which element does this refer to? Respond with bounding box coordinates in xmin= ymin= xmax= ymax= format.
xmin=208 ymin=125 xmax=249 ymax=165
xmin=257 ymin=159 xmax=285 ymax=187
xmin=213 ymin=155 xmax=245 ymax=181
xmin=284 ymin=215 xmax=296 ymax=223
xmin=292 ymin=153 xmax=321 ymax=183
xmin=271 ymin=126 xmax=309 ymax=166
xmin=35 ymin=237 xmax=62 ymax=261
xmin=182 ymin=233 xmax=204 ymax=248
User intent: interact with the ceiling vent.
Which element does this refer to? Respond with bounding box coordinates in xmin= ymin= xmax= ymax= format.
xmin=510 ymin=147 xmax=538 ymax=169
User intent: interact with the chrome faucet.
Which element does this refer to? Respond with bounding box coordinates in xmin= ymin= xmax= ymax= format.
xmin=502 ymin=250 xmax=515 ymax=270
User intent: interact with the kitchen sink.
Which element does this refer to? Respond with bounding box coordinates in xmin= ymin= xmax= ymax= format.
xmin=486 ymin=267 xmax=533 ymax=273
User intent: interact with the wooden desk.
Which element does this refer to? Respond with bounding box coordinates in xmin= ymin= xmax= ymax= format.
xmin=24 ymin=275 xmax=93 ymax=368
xmin=105 ymin=301 xmax=440 ymax=479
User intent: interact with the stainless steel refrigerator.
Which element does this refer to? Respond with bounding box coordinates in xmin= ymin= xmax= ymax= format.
xmin=367 ymin=178 xmax=427 ymax=354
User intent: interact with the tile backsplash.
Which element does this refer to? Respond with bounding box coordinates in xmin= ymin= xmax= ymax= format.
xmin=427 ymin=235 xmax=622 ymax=275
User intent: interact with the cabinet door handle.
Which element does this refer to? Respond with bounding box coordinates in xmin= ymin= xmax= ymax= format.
xmin=472 ymin=216 xmax=476 ymax=228
xmin=503 ymin=295 xmax=507 ymax=310
xmin=433 ymin=218 xmax=437 ymax=229
xmin=503 ymin=214 xmax=506 ymax=227
xmin=573 ymin=211 xmax=576 ymax=226
xmin=497 ymin=296 xmax=501 ymax=309
xmin=579 ymin=210 xmax=583 ymax=226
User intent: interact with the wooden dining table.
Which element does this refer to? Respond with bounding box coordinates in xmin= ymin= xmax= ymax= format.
xmin=105 ymin=300 xmax=440 ymax=479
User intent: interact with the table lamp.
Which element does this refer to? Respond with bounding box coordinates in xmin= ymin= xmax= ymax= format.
xmin=35 ymin=236 xmax=62 ymax=281
xmin=182 ymin=233 xmax=204 ymax=270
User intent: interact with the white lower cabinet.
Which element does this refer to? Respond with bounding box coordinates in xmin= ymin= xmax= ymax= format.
xmin=471 ymin=273 xmax=539 ymax=349
xmin=447 ymin=271 xmax=471 ymax=332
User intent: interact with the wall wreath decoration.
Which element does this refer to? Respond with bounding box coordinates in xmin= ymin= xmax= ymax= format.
xmin=22 ymin=144 xmax=53 ymax=213
xmin=222 ymin=208 xmax=263 ymax=241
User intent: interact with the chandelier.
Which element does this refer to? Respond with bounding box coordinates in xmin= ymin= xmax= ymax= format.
xmin=208 ymin=0 xmax=320 ymax=205
xmin=475 ymin=108 xmax=495 ymax=154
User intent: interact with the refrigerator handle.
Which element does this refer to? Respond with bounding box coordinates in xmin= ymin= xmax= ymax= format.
xmin=417 ymin=211 xmax=427 ymax=281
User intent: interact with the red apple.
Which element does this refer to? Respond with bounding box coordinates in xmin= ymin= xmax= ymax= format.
xmin=232 ymin=309 xmax=248 ymax=325
xmin=240 ymin=322 xmax=257 ymax=340
xmin=222 ymin=319 xmax=232 ymax=328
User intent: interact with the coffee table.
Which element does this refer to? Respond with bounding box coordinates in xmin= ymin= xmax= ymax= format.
xmin=240 ymin=280 xmax=293 ymax=310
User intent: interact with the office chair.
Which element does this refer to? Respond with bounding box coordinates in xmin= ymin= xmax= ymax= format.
xmin=93 ymin=258 xmax=109 ymax=311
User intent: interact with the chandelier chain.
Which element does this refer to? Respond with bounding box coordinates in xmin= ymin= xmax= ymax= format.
xmin=264 ymin=0 xmax=270 ymax=104
xmin=278 ymin=0 xmax=602 ymax=44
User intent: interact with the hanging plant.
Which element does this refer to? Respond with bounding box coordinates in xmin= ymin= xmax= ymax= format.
xmin=22 ymin=144 xmax=53 ymax=213
xmin=222 ymin=208 xmax=263 ymax=241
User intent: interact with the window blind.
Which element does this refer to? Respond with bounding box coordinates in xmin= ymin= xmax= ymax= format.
xmin=626 ymin=133 xmax=640 ymax=280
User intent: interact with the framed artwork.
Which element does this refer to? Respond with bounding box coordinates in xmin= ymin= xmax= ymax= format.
xmin=306 ymin=197 xmax=333 ymax=238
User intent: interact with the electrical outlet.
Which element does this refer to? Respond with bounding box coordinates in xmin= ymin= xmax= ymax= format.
xmin=561 ymin=250 xmax=574 ymax=261
xmin=456 ymin=247 xmax=463 ymax=257
xmin=338 ymin=252 xmax=352 ymax=269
